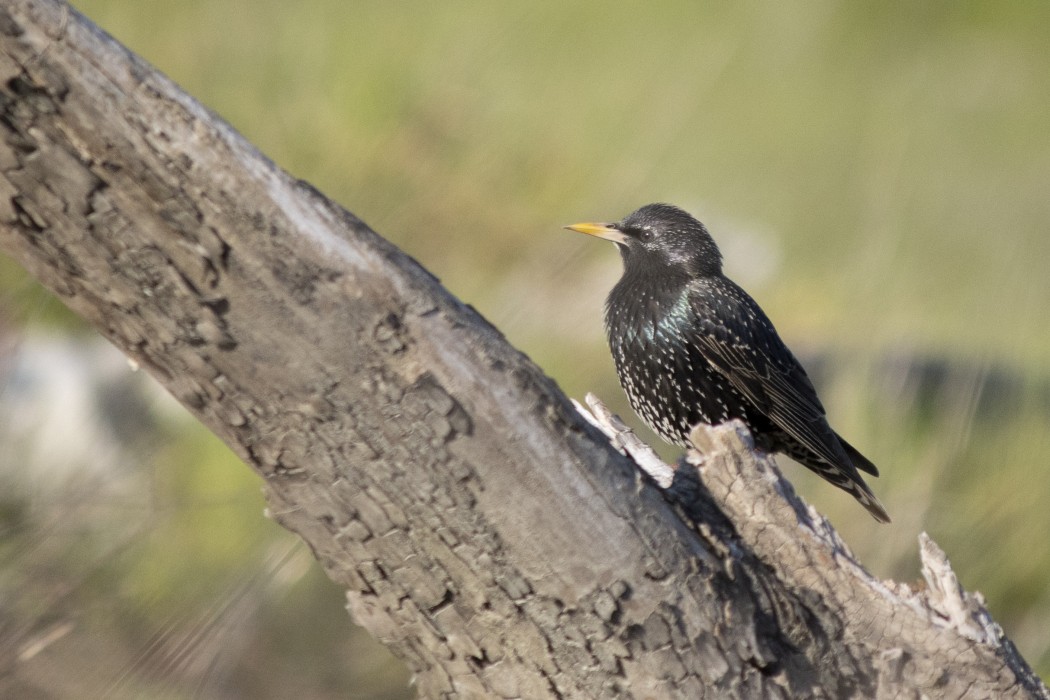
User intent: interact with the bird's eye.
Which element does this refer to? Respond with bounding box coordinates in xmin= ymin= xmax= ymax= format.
xmin=638 ymin=228 xmax=654 ymax=242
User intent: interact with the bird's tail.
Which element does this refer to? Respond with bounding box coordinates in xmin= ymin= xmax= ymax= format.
xmin=804 ymin=455 xmax=891 ymax=523
xmin=835 ymin=436 xmax=890 ymax=522
xmin=847 ymin=480 xmax=892 ymax=523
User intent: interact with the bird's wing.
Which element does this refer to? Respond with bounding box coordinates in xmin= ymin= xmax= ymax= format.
xmin=688 ymin=280 xmax=855 ymax=472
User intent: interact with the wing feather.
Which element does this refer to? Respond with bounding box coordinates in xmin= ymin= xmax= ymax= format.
xmin=688 ymin=280 xmax=857 ymax=473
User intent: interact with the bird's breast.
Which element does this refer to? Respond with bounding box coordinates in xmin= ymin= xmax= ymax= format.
xmin=604 ymin=287 xmax=752 ymax=445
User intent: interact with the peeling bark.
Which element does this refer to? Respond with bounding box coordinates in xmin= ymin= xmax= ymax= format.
xmin=0 ymin=1 xmax=1046 ymax=698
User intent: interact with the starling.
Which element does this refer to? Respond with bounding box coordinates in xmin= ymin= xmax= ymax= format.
xmin=567 ymin=203 xmax=890 ymax=523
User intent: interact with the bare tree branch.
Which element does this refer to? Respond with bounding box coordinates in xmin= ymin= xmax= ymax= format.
xmin=1 ymin=1 xmax=1045 ymax=697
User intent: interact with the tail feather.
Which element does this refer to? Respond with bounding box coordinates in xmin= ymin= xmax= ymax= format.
xmin=776 ymin=430 xmax=890 ymax=522
xmin=800 ymin=453 xmax=891 ymax=523
xmin=847 ymin=480 xmax=892 ymax=523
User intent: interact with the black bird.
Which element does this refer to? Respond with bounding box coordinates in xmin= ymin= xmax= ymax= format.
xmin=567 ymin=203 xmax=889 ymax=522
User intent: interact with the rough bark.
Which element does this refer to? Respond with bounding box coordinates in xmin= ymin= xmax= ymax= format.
xmin=0 ymin=1 xmax=1045 ymax=698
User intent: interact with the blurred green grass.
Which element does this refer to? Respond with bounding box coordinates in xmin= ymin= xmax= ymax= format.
xmin=2 ymin=0 xmax=1048 ymax=693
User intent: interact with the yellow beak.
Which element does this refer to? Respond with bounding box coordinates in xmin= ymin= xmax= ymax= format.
xmin=563 ymin=221 xmax=628 ymax=244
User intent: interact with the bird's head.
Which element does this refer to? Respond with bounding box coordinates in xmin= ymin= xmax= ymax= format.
xmin=566 ymin=203 xmax=723 ymax=277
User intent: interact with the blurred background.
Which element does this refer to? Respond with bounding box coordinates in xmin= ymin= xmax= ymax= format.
xmin=2 ymin=1 xmax=1048 ymax=696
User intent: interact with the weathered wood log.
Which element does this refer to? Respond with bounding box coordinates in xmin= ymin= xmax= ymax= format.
xmin=1 ymin=1 xmax=1045 ymax=697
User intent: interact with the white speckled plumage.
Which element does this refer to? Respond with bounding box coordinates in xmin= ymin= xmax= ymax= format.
xmin=572 ymin=203 xmax=890 ymax=523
